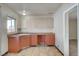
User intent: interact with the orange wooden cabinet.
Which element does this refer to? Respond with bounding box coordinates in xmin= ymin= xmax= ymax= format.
xmin=8 ymin=33 xmax=55 ymax=53
xmin=20 ymin=35 xmax=30 ymax=49
xmin=38 ymin=35 xmax=45 ymax=45
xmin=45 ymin=34 xmax=55 ymax=45
xmin=30 ymin=35 xmax=38 ymax=46
xmin=8 ymin=36 xmax=20 ymax=53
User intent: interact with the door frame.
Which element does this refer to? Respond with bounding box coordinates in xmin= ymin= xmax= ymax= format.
xmin=63 ymin=4 xmax=78 ymax=56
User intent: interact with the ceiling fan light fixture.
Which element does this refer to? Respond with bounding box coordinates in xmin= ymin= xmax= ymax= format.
xmin=22 ymin=12 xmax=26 ymax=15
xmin=22 ymin=10 xmax=26 ymax=16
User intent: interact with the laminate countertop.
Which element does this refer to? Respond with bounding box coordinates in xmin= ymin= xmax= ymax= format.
xmin=8 ymin=32 xmax=55 ymax=37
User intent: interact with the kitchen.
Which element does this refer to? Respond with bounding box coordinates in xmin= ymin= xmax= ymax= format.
xmin=0 ymin=3 xmax=62 ymax=56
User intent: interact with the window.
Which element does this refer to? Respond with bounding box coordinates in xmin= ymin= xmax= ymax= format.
xmin=7 ymin=16 xmax=16 ymax=33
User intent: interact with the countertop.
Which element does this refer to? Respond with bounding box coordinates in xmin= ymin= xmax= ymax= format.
xmin=8 ymin=32 xmax=55 ymax=37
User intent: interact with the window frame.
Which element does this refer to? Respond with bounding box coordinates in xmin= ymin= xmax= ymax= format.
xmin=7 ymin=16 xmax=16 ymax=33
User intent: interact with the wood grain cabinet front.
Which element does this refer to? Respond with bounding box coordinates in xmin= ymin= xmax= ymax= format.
xmin=20 ymin=35 xmax=30 ymax=49
xmin=38 ymin=35 xmax=45 ymax=45
xmin=30 ymin=35 xmax=38 ymax=46
xmin=45 ymin=34 xmax=55 ymax=45
xmin=8 ymin=33 xmax=55 ymax=53
xmin=8 ymin=36 xmax=20 ymax=53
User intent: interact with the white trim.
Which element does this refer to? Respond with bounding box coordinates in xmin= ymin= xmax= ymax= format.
xmin=77 ymin=4 xmax=79 ymax=56
xmin=63 ymin=4 xmax=78 ymax=56
xmin=63 ymin=12 xmax=69 ymax=56
xmin=64 ymin=4 xmax=78 ymax=13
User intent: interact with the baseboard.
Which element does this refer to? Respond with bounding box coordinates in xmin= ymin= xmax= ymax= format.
xmin=55 ymin=46 xmax=64 ymax=56
xmin=1 ymin=51 xmax=8 ymax=56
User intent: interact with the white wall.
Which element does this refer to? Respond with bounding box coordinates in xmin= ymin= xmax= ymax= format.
xmin=54 ymin=3 xmax=76 ymax=55
xmin=1 ymin=4 xmax=21 ymax=32
xmin=69 ymin=19 xmax=77 ymax=40
xmin=21 ymin=15 xmax=54 ymax=33
xmin=0 ymin=4 xmax=20 ymax=55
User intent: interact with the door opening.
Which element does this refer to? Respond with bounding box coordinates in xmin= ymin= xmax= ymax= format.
xmin=68 ymin=6 xmax=77 ymax=56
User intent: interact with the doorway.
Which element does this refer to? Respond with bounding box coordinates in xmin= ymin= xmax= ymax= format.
xmin=68 ymin=6 xmax=77 ymax=56
xmin=64 ymin=4 xmax=78 ymax=56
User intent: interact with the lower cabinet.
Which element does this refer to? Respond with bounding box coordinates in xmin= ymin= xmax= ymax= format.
xmin=8 ymin=33 xmax=55 ymax=53
xmin=8 ymin=36 xmax=20 ymax=53
xmin=30 ymin=35 xmax=38 ymax=46
xmin=20 ymin=35 xmax=38 ymax=47
xmin=38 ymin=34 xmax=55 ymax=46
xmin=38 ymin=35 xmax=45 ymax=45
xmin=8 ymin=35 xmax=31 ymax=53
xmin=20 ymin=35 xmax=30 ymax=49
xmin=45 ymin=34 xmax=55 ymax=45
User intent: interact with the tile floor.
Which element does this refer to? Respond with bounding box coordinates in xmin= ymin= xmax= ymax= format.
xmin=5 ymin=46 xmax=63 ymax=56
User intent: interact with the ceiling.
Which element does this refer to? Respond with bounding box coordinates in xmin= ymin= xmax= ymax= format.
xmin=69 ymin=6 xmax=77 ymax=20
xmin=5 ymin=3 xmax=62 ymax=16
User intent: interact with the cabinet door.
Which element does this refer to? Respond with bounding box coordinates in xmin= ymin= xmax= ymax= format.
xmin=38 ymin=35 xmax=45 ymax=45
xmin=8 ymin=36 xmax=20 ymax=52
xmin=45 ymin=34 xmax=55 ymax=45
xmin=31 ymin=35 xmax=38 ymax=46
xmin=20 ymin=35 xmax=30 ymax=49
